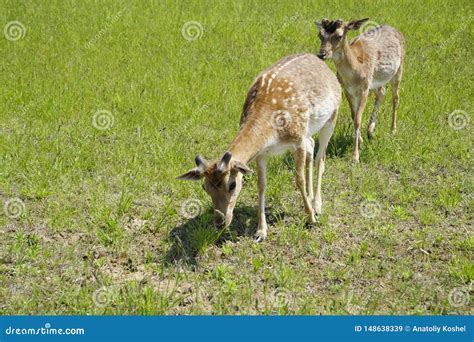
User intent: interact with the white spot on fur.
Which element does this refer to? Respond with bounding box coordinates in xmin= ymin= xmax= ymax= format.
xmin=266 ymin=78 xmax=273 ymax=93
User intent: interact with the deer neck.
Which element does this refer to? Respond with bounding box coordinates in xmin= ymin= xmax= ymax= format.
xmin=332 ymin=38 xmax=360 ymax=79
xmin=227 ymin=118 xmax=269 ymax=164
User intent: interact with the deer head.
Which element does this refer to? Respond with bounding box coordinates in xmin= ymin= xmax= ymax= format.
xmin=315 ymin=18 xmax=369 ymax=60
xmin=176 ymin=151 xmax=252 ymax=228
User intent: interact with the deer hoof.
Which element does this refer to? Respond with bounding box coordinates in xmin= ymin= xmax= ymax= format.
xmin=254 ymin=229 xmax=267 ymax=243
xmin=367 ymin=123 xmax=376 ymax=139
xmin=314 ymin=202 xmax=322 ymax=216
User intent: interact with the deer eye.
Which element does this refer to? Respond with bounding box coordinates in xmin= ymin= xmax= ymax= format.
xmin=229 ymin=181 xmax=236 ymax=191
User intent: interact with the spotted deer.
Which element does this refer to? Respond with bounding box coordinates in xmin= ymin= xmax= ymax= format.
xmin=177 ymin=53 xmax=341 ymax=242
xmin=315 ymin=18 xmax=405 ymax=162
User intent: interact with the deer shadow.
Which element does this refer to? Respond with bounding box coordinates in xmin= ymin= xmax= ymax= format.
xmin=164 ymin=205 xmax=284 ymax=267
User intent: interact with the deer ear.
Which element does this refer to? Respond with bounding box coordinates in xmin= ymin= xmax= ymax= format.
xmin=176 ymin=168 xmax=204 ymax=181
xmin=315 ymin=18 xmax=328 ymax=30
xmin=195 ymin=155 xmax=208 ymax=169
xmin=347 ymin=18 xmax=369 ymax=30
xmin=217 ymin=151 xmax=232 ymax=173
xmin=177 ymin=154 xmax=208 ymax=181
xmin=233 ymin=161 xmax=253 ymax=175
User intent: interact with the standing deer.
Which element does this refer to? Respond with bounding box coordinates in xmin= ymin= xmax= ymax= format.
xmin=315 ymin=18 xmax=405 ymax=162
xmin=177 ymin=54 xmax=341 ymax=242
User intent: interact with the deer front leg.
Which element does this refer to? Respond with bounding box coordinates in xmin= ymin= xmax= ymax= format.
xmin=255 ymin=156 xmax=268 ymax=242
xmin=346 ymin=91 xmax=362 ymax=145
xmin=352 ymin=89 xmax=369 ymax=163
xmin=294 ymin=144 xmax=316 ymax=223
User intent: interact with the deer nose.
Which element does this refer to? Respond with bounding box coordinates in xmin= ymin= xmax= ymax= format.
xmin=317 ymin=50 xmax=328 ymax=60
xmin=213 ymin=209 xmax=225 ymax=229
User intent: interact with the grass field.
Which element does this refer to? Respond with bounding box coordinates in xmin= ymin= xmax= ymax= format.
xmin=0 ymin=0 xmax=472 ymax=315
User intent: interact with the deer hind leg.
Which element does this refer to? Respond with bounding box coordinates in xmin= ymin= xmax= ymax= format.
xmin=314 ymin=115 xmax=336 ymax=215
xmin=367 ymin=86 xmax=386 ymax=139
xmin=391 ymin=64 xmax=403 ymax=133
xmin=305 ymin=137 xmax=315 ymax=203
xmin=294 ymin=144 xmax=316 ymax=223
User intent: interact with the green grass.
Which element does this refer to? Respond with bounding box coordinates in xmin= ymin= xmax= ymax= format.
xmin=0 ymin=0 xmax=472 ymax=314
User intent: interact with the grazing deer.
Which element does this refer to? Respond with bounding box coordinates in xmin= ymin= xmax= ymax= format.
xmin=315 ymin=18 xmax=405 ymax=162
xmin=177 ymin=54 xmax=341 ymax=242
